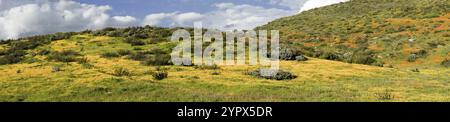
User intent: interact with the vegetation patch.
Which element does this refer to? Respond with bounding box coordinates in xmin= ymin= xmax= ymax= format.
xmin=113 ymin=67 xmax=131 ymax=77
xmin=101 ymin=51 xmax=121 ymax=58
xmin=152 ymin=71 xmax=168 ymax=80
xmin=47 ymin=50 xmax=81 ymax=62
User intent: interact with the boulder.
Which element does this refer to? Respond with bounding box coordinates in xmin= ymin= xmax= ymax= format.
xmin=295 ymin=55 xmax=308 ymax=61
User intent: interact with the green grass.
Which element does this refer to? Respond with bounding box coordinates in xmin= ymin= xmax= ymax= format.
xmin=0 ymin=42 xmax=448 ymax=102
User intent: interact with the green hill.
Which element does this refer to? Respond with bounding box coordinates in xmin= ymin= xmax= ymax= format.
xmin=257 ymin=0 xmax=449 ymax=69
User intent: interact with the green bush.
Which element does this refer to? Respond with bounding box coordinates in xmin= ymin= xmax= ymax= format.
xmin=0 ymin=50 xmax=26 ymax=65
xmin=194 ymin=64 xmax=220 ymax=70
xmin=320 ymin=52 xmax=343 ymax=61
xmin=113 ymin=67 xmax=131 ymax=77
xmin=211 ymin=71 xmax=221 ymax=75
xmin=141 ymin=54 xmax=171 ymax=66
xmin=441 ymin=59 xmax=450 ymax=67
xmin=414 ymin=50 xmax=428 ymax=57
xmin=152 ymin=71 xmax=168 ymax=80
xmin=101 ymin=51 xmax=120 ymax=58
xmin=407 ymin=54 xmax=417 ymax=62
xmin=37 ymin=49 xmax=51 ymax=55
xmin=128 ymin=52 xmax=148 ymax=61
xmin=47 ymin=50 xmax=80 ymax=62
xmin=349 ymin=54 xmax=376 ymax=64
xmin=124 ymin=37 xmax=145 ymax=46
xmin=374 ymin=90 xmax=394 ymax=101
xmin=133 ymin=33 xmax=149 ymax=39
xmin=117 ymin=49 xmax=131 ymax=56
xmin=77 ymin=57 xmax=89 ymax=64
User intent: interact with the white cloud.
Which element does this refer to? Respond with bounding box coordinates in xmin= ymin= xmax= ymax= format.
xmin=270 ymin=0 xmax=308 ymax=10
xmin=112 ymin=16 xmax=138 ymax=27
xmin=300 ymin=0 xmax=349 ymax=12
xmin=0 ymin=0 xmax=137 ymax=40
xmin=0 ymin=0 xmax=351 ymax=39
xmin=141 ymin=0 xmax=350 ymax=30
xmin=143 ymin=12 xmax=203 ymax=27
xmin=143 ymin=12 xmax=178 ymax=26
xmin=142 ymin=3 xmax=293 ymax=30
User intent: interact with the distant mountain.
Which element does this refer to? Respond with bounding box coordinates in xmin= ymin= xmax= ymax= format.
xmin=257 ymin=0 xmax=449 ymax=68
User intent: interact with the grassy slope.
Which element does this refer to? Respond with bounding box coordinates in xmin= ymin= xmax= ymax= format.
xmin=257 ymin=0 xmax=450 ymax=69
xmin=0 ymin=34 xmax=449 ymax=102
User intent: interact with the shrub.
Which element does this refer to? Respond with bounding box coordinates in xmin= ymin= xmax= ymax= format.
xmin=194 ymin=64 xmax=220 ymax=70
xmin=106 ymin=31 xmax=123 ymax=37
xmin=134 ymin=33 xmax=149 ymax=39
xmin=350 ymin=54 xmax=376 ymax=64
xmin=101 ymin=51 xmax=120 ymax=58
xmin=102 ymin=27 xmax=116 ymax=31
xmin=141 ymin=54 xmax=172 ymax=66
xmin=47 ymin=50 xmax=80 ymax=62
xmin=427 ymin=41 xmax=445 ymax=48
xmin=320 ymin=52 xmax=342 ymax=61
xmin=375 ymin=90 xmax=394 ymax=101
xmin=133 ymin=47 xmax=143 ymax=51
xmin=441 ymin=59 xmax=450 ymax=67
xmin=77 ymin=57 xmax=89 ymax=64
xmin=411 ymin=68 xmax=420 ymax=72
xmin=211 ymin=71 xmax=221 ymax=75
xmin=0 ymin=50 xmax=25 ymax=65
xmin=124 ymin=37 xmax=145 ymax=46
xmin=152 ymin=71 xmax=168 ymax=80
xmin=0 ymin=49 xmax=6 ymax=55
xmin=414 ymin=50 xmax=427 ymax=57
xmin=117 ymin=49 xmax=131 ymax=56
xmin=51 ymin=32 xmax=73 ymax=40
xmin=371 ymin=61 xmax=384 ymax=67
xmin=37 ymin=49 xmax=51 ymax=55
xmin=407 ymin=54 xmax=417 ymax=62
xmin=113 ymin=67 xmax=131 ymax=77
xmin=128 ymin=52 xmax=148 ymax=60
xmin=52 ymin=66 xmax=62 ymax=72
xmin=247 ymin=69 xmax=297 ymax=80
xmin=23 ymin=58 xmax=42 ymax=64
xmin=81 ymin=63 xmax=94 ymax=69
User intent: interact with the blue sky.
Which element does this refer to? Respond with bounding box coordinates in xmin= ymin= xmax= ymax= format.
xmin=75 ymin=0 xmax=288 ymax=18
xmin=0 ymin=0 xmax=349 ymax=39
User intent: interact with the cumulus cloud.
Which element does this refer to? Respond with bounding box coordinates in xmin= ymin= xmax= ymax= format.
xmin=142 ymin=3 xmax=293 ymax=30
xmin=0 ymin=0 xmax=351 ymax=39
xmin=143 ymin=12 xmax=203 ymax=27
xmin=141 ymin=0 xmax=350 ymax=30
xmin=112 ymin=16 xmax=138 ymax=27
xmin=270 ymin=0 xmax=308 ymax=10
xmin=0 ymin=0 xmax=137 ymax=40
xmin=300 ymin=0 xmax=349 ymax=12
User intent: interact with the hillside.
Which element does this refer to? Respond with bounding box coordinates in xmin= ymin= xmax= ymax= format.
xmin=257 ymin=0 xmax=450 ymax=69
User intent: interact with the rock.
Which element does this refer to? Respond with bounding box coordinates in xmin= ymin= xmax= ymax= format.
xmin=246 ymin=69 xmax=297 ymax=80
xmin=280 ymin=47 xmax=296 ymax=60
xmin=295 ymin=55 xmax=308 ymax=61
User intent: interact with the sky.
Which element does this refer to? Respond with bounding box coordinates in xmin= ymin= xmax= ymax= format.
xmin=0 ymin=0 xmax=349 ymax=40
